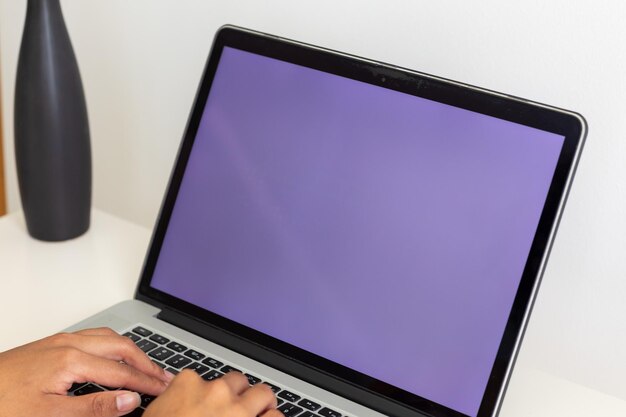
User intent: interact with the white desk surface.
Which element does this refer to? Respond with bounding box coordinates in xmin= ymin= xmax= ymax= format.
xmin=0 ymin=209 xmax=149 ymax=351
xmin=1 ymin=209 xmax=625 ymax=417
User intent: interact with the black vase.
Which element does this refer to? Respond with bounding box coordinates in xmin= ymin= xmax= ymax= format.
xmin=14 ymin=0 xmax=91 ymax=241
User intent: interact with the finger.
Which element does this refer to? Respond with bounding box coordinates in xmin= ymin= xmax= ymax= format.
xmin=220 ymin=371 xmax=249 ymax=395
xmin=73 ymin=327 xmax=119 ymax=337
xmin=169 ymin=369 xmax=203 ymax=390
xmin=239 ymin=383 xmax=277 ymax=415
xmin=56 ymin=390 xmax=140 ymax=417
xmin=51 ymin=333 xmax=172 ymax=384
xmin=260 ymin=408 xmax=284 ymax=417
xmin=68 ymin=349 xmax=168 ymax=396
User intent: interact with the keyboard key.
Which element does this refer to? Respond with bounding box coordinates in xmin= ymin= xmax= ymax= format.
xmin=152 ymin=360 xmax=166 ymax=369
xmin=201 ymin=370 xmax=224 ymax=381
xmin=132 ymin=326 xmax=152 ymax=337
xmin=201 ymin=357 xmax=224 ymax=369
xmin=165 ymin=354 xmax=192 ymax=369
xmin=141 ymin=394 xmax=156 ymax=408
xmin=166 ymin=341 xmax=187 ymax=352
xmin=136 ymin=339 xmax=157 ymax=353
xmin=319 ymin=407 xmax=342 ymax=417
xmin=68 ymin=382 xmax=86 ymax=392
xmin=277 ymin=398 xmax=285 ymax=406
xmin=220 ymin=365 xmax=241 ymax=374
xmin=298 ymin=398 xmax=321 ymax=411
xmin=165 ymin=367 xmax=180 ymax=375
xmin=278 ymin=390 xmax=301 ymax=403
xmin=149 ymin=334 xmax=170 ymax=345
xmin=244 ymin=373 xmax=261 ymax=385
xmin=123 ymin=332 xmax=141 ymax=343
xmin=184 ymin=362 xmax=210 ymax=375
xmin=125 ymin=408 xmax=144 ymax=417
xmin=184 ymin=349 xmax=205 ymax=361
xmin=300 ymin=412 xmax=317 ymax=417
xmin=74 ymin=384 xmax=104 ymax=396
xmin=277 ymin=403 xmax=303 ymax=417
xmin=149 ymin=347 xmax=175 ymax=361
xmin=264 ymin=382 xmax=281 ymax=394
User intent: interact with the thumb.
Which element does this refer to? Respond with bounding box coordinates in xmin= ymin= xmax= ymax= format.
xmin=65 ymin=390 xmax=141 ymax=417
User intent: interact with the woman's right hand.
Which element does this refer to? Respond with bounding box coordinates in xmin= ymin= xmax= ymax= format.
xmin=144 ymin=370 xmax=283 ymax=417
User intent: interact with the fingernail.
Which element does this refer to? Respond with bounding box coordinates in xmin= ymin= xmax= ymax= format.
xmin=115 ymin=392 xmax=140 ymax=412
xmin=164 ymin=369 xmax=176 ymax=382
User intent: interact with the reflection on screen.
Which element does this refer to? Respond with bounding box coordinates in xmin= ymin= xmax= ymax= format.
xmin=151 ymin=47 xmax=564 ymax=416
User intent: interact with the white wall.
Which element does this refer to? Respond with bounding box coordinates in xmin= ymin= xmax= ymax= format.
xmin=2 ymin=0 xmax=626 ymax=404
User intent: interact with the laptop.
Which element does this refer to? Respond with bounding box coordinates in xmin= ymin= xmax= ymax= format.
xmin=66 ymin=25 xmax=586 ymax=417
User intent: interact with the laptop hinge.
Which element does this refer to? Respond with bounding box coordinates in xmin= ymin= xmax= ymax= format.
xmin=157 ymin=306 xmax=428 ymax=417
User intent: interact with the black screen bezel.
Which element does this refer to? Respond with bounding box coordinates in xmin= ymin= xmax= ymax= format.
xmin=136 ymin=25 xmax=585 ymax=417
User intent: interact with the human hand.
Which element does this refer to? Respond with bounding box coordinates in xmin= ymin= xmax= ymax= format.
xmin=0 ymin=327 xmax=173 ymax=417
xmin=144 ymin=369 xmax=283 ymax=417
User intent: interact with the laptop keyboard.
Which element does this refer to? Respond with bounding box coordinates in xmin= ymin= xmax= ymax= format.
xmin=68 ymin=325 xmax=348 ymax=417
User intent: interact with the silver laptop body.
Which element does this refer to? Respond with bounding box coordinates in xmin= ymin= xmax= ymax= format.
xmin=66 ymin=25 xmax=586 ymax=417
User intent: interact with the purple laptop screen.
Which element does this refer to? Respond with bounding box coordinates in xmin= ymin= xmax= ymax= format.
xmin=151 ymin=47 xmax=564 ymax=416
